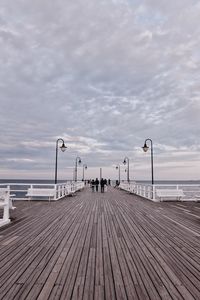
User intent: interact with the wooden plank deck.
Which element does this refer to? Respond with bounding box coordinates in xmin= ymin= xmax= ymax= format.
xmin=0 ymin=186 xmax=200 ymax=300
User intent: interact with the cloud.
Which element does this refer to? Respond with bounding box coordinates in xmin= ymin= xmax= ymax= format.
xmin=6 ymin=158 xmax=35 ymax=163
xmin=0 ymin=0 xmax=200 ymax=180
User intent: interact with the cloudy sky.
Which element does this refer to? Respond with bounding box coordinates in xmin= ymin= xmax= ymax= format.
xmin=0 ymin=0 xmax=200 ymax=181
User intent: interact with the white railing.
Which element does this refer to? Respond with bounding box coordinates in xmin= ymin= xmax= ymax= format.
xmin=0 ymin=181 xmax=85 ymax=202
xmin=56 ymin=181 xmax=84 ymax=199
xmin=119 ymin=182 xmax=200 ymax=202
xmin=0 ymin=187 xmax=11 ymax=227
xmin=0 ymin=181 xmax=84 ymax=228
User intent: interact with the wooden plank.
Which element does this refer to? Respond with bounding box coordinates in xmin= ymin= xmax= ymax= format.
xmin=48 ymin=197 xmax=95 ymax=300
xmin=104 ymin=199 xmax=139 ymax=300
xmin=94 ymin=202 xmax=104 ymax=300
xmin=114 ymin=190 xmax=198 ymax=299
xmin=0 ymin=187 xmax=200 ymax=299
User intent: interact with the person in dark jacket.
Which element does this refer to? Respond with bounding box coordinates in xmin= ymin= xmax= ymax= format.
xmin=104 ymin=178 xmax=107 ymax=192
xmin=100 ymin=178 xmax=105 ymax=193
xmin=91 ymin=179 xmax=95 ymax=192
xmin=95 ymin=178 xmax=99 ymax=192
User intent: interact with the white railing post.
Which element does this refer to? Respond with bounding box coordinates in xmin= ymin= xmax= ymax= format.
xmin=143 ymin=186 xmax=146 ymax=197
xmin=54 ymin=185 xmax=57 ymax=200
xmin=152 ymin=185 xmax=156 ymax=201
xmin=147 ymin=186 xmax=151 ymax=199
xmin=139 ymin=185 xmax=142 ymax=196
xmin=3 ymin=187 xmax=10 ymax=222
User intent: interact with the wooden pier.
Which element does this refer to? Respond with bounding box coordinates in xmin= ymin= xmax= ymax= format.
xmin=0 ymin=187 xmax=200 ymax=299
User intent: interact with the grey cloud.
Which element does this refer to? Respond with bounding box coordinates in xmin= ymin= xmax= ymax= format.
xmin=0 ymin=0 xmax=200 ymax=179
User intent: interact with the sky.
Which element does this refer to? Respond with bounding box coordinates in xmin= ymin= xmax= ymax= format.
xmin=0 ymin=0 xmax=200 ymax=181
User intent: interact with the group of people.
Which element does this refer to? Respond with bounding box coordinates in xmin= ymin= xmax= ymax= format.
xmin=90 ymin=178 xmax=108 ymax=193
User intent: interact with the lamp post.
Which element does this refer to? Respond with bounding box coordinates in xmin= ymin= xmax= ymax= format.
xmin=123 ymin=157 xmax=130 ymax=183
xmin=82 ymin=164 xmax=87 ymax=181
xmin=142 ymin=138 xmax=154 ymax=185
xmin=55 ymin=138 xmax=67 ymax=184
xmin=100 ymin=168 xmax=102 ymax=181
xmin=116 ymin=164 xmax=121 ymax=184
xmin=75 ymin=156 xmax=81 ymax=182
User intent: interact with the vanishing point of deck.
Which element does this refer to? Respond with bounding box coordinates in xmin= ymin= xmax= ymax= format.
xmin=0 ymin=187 xmax=200 ymax=299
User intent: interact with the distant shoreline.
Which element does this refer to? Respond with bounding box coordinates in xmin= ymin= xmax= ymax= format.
xmin=0 ymin=179 xmax=200 ymax=185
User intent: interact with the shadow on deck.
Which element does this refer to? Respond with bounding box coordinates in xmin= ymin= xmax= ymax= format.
xmin=0 ymin=187 xmax=200 ymax=299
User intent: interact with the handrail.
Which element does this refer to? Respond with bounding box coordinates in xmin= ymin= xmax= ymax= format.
xmin=0 ymin=187 xmax=11 ymax=227
xmin=118 ymin=182 xmax=200 ymax=202
xmin=0 ymin=181 xmax=85 ymax=201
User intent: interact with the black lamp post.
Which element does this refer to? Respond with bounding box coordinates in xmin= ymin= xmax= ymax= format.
xmin=55 ymin=138 xmax=67 ymax=184
xmin=142 ymin=138 xmax=154 ymax=185
xmin=82 ymin=164 xmax=87 ymax=181
xmin=123 ymin=157 xmax=130 ymax=182
xmin=75 ymin=156 xmax=82 ymax=182
xmin=116 ymin=164 xmax=121 ymax=184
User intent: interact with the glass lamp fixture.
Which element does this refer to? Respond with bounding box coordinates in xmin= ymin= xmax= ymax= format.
xmin=142 ymin=142 xmax=149 ymax=153
xmin=60 ymin=142 xmax=67 ymax=152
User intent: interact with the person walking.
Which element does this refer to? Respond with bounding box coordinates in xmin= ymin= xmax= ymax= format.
xmin=95 ymin=178 xmax=99 ymax=192
xmin=100 ymin=178 xmax=105 ymax=193
xmin=91 ymin=179 xmax=95 ymax=192
xmin=104 ymin=178 xmax=107 ymax=192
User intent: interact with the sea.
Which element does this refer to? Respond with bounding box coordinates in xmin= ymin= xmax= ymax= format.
xmin=136 ymin=180 xmax=200 ymax=185
xmin=0 ymin=179 xmax=200 ymax=185
xmin=0 ymin=179 xmax=67 ymax=184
